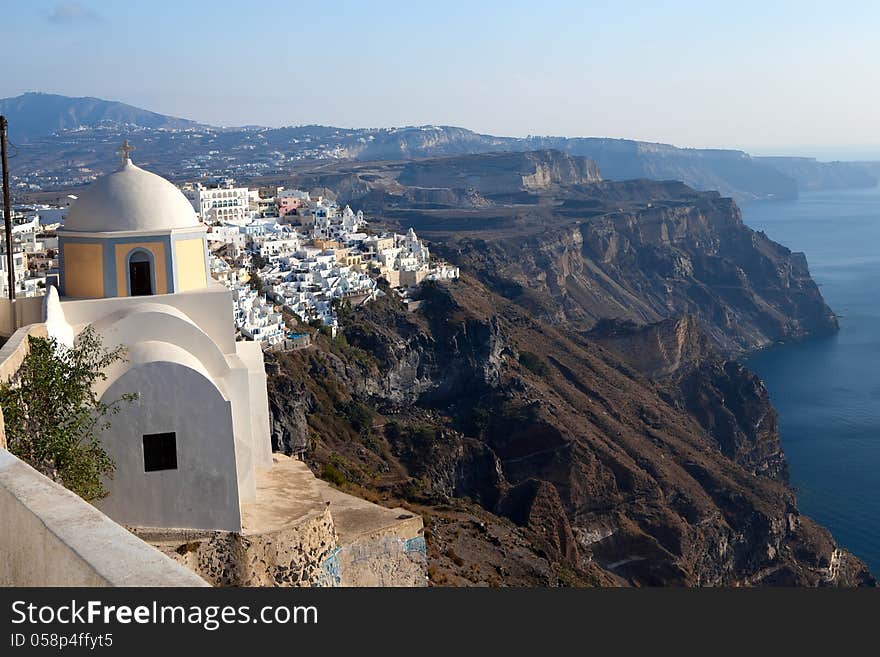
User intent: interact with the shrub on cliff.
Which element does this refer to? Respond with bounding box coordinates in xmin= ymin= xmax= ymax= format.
xmin=518 ymin=351 xmax=551 ymax=378
xmin=0 ymin=326 xmax=136 ymax=502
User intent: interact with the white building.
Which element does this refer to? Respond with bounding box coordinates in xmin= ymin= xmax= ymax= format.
xmin=340 ymin=205 xmax=366 ymax=234
xmin=231 ymin=284 xmax=285 ymax=345
xmin=309 ymin=204 xmax=366 ymax=241
xmin=369 ymin=228 xmax=458 ymax=288
xmin=51 ymin=150 xmax=273 ymax=532
xmin=206 ymin=224 xmax=247 ymax=250
xmin=0 ymin=243 xmax=29 ymax=299
xmin=189 ymin=179 xmax=252 ymax=225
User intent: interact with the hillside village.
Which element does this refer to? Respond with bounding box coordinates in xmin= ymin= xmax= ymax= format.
xmin=0 ymin=145 xmax=432 ymax=588
xmin=5 ymin=177 xmax=458 ymax=344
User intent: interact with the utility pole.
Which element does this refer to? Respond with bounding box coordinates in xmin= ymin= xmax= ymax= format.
xmin=0 ymin=116 xmax=15 ymax=301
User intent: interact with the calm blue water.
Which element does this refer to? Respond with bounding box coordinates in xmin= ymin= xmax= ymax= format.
xmin=742 ymin=187 xmax=880 ymax=576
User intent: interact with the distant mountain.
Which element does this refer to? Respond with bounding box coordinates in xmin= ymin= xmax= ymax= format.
xmin=351 ymin=132 xmax=879 ymax=202
xmin=3 ymin=93 xmax=878 ymax=202
xmin=516 ymin=138 xmax=800 ymax=202
xmin=755 ymin=156 xmax=878 ymax=192
xmin=0 ymin=92 xmax=203 ymax=142
xmin=336 ymin=128 xmax=801 ymax=201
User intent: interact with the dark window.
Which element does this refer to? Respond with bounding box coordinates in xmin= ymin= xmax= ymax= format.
xmin=129 ymin=253 xmax=153 ymax=296
xmin=143 ymin=432 xmax=177 ymax=472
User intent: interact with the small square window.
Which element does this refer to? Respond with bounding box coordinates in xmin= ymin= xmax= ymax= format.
xmin=143 ymin=432 xmax=177 ymax=472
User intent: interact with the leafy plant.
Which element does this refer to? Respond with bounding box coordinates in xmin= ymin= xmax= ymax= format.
xmin=248 ymin=271 xmax=265 ymax=295
xmin=320 ymin=461 xmax=348 ymax=486
xmin=518 ymin=350 xmax=551 ymax=378
xmin=0 ymin=326 xmax=136 ymax=502
xmin=336 ymin=400 xmax=374 ymax=437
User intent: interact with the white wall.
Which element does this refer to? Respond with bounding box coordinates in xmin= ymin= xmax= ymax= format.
xmin=60 ymin=284 xmax=236 ymax=354
xmin=96 ymin=360 xmax=242 ymax=532
xmin=237 ymin=340 xmax=273 ymax=470
xmin=0 ymin=450 xmax=207 ymax=586
xmin=0 ymin=296 xmax=46 ymax=338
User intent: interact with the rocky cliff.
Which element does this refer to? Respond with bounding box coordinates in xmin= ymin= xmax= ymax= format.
xmin=756 ymin=157 xmax=878 ymax=192
xmin=588 ymin=315 xmax=788 ymax=480
xmin=265 ymin=153 xmax=870 ymax=587
xmin=282 ymin=149 xmax=602 ymax=208
xmin=444 ymin=185 xmax=837 ymax=354
xmin=267 ymin=282 xmax=873 ymax=587
xmin=397 ymin=150 xmax=602 ymax=194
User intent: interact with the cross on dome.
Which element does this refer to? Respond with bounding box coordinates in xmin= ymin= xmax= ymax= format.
xmin=62 ymin=146 xmax=200 ymax=233
xmin=116 ymin=139 xmax=136 ymax=166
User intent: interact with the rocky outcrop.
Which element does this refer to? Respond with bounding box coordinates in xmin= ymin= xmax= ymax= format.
xmin=279 ymin=150 xmax=599 ymax=209
xmin=587 ymin=315 xmax=713 ymax=379
xmin=519 ymin=138 xmax=799 ymax=202
xmin=453 ymin=188 xmax=838 ymax=354
xmin=397 ymin=150 xmax=601 ymax=194
xmin=590 ymin=315 xmax=788 ymax=480
xmin=268 ymin=283 xmax=875 ymax=587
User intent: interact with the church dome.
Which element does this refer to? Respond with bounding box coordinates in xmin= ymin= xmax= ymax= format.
xmin=64 ymin=157 xmax=199 ymax=233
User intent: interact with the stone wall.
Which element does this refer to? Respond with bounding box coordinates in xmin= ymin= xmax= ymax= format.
xmin=0 ymin=449 xmax=208 ymax=586
xmin=136 ymin=476 xmax=429 ymax=588
xmin=138 ymin=508 xmax=427 ymax=588
xmin=336 ymin=533 xmax=427 ymax=587
xmin=135 ymin=505 xmax=338 ymax=587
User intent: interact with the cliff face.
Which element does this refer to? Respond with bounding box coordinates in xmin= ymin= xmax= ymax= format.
xmin=397 ymin=150 xmax=602 ymax=194
xmin=264 ymin=154 xmax=870 ymax=587
xmin=267 ymin=283 xmax=874 ymax=587
xmin=284 ymin=149 xmax=602 ymax=208
xmin=347 ymin=131 xmax=798 ymax=202
xmin=756 ymin=157 xmax=878 ymax=192
xmin=517 ymin=138 xmax=799 ymax=202
xmin=449 ymin=190 xmax=837 ymax=354
xmin=588 ymin=315 xmax=787 ymax=481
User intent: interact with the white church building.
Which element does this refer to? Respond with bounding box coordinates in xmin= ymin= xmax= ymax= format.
xmin=47 ymin=144 xmax=272 ymax=532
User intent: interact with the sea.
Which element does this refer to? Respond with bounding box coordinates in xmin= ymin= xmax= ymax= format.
xmin=742 ymin=186 xmax=880 ymax=576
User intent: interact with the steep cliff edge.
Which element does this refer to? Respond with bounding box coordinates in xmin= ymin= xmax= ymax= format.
xmin=267 ymin=282 xmax=874 ymax=587
xmin=283 ymin=149 xmax=602 ymax=208
xmin=397 ymin=150 xmax=602 ymax=194
xmin=265 ymin=155 xmax=869 ymax=586
xmin=588 ymin=315 xmax=787 ymax=481
xmin=755 ymin=157 xmax=878 ymax=192
xmin=445 ymin=188 xmax=837 ymax=354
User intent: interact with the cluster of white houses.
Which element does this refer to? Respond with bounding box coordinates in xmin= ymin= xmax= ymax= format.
xmin=8 ymin=175 xmax=457 ymax=346
xmin=196 ymin=184 xmax=458 ymax=342
xmin=0 ymin=208 xmax=64 ymax=299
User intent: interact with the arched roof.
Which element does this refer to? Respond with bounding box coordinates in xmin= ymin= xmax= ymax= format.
xmin=64 ymin=158 xmax=199 ymax=233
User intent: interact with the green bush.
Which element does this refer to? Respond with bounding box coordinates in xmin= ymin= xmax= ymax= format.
xmin=337 ymin=400 xmax=374 ymax=436
xmin=0 ymin=326 xmax=136 ymax=502
xmin=320 ymin=462 xmax=348 ymax=486
xmin=519 ymin=351 xmax=551 ymax=378
xmin=249 ymin=271 xmax=265 ymax=295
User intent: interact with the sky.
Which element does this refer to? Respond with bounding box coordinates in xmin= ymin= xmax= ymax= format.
xmin=2 ymin=0 xmax=880 ymax=158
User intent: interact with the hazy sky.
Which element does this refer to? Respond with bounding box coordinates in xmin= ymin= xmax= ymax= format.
xmin=2 ymin=1 xmax=879 ymax=157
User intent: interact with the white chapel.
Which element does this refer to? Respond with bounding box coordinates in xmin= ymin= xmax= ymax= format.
xmin=46 ymin=143 xmax=272 ymax=531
